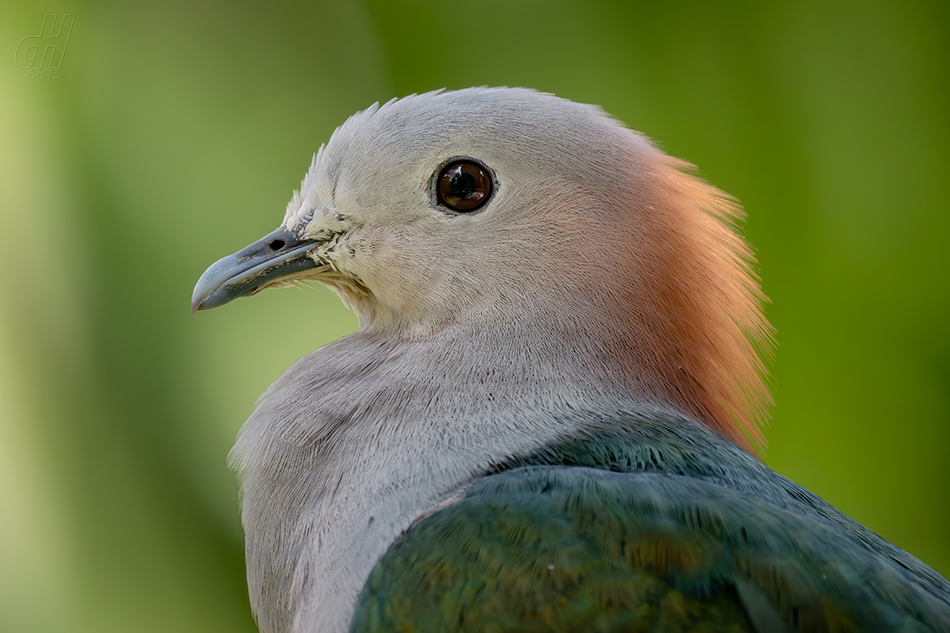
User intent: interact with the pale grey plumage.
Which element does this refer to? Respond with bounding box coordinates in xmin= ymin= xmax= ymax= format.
xmin=192 ymin=88 xmax=949 ymax=632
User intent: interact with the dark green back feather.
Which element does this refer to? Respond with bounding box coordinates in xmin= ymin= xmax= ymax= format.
xmin=350 ymin=420 xmax=950 ymax=632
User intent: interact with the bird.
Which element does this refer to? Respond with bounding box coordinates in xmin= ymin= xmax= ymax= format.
xmin=192 ymin=87 xmax=950 ymax=633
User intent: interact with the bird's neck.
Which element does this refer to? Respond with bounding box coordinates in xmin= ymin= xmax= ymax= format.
xmin=231 ymin=324 xmax=737 ymax=633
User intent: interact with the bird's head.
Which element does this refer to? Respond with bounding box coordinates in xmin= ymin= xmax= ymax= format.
xmin=192 ymin=87 xmax=773 ymax=452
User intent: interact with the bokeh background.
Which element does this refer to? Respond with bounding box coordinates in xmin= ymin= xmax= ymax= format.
xmin=2 ymin=1 xmax=948 ymax=631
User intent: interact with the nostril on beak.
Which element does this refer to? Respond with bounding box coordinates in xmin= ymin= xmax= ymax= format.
xmin=269 ymin=239 xmax=285 ymax=251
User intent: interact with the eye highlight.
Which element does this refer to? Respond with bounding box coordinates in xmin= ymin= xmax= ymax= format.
xmin=437 ymin=161 xmax=493 ymax=212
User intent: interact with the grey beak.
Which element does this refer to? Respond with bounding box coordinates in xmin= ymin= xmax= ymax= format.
xmin=191 ymin=227 xmax=318 ymax=312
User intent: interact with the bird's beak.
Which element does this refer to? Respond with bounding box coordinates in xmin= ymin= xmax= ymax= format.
xmin=191 ymin=227 xmax=319 ymax=312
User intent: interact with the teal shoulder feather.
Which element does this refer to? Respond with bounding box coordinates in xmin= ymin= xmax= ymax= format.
xmin=350 ymin=422 xmax=950 ymax=632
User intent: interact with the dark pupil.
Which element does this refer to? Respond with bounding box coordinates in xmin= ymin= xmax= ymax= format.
xmin=451 ymin=171 xmax=477 ymax=200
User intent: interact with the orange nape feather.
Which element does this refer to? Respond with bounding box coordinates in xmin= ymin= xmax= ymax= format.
xmin=616 ymin=147 xmax=774 ymax=454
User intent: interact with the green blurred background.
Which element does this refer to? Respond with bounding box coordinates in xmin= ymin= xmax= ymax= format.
xmin=1 ymin=1 xmax=948 ymax=631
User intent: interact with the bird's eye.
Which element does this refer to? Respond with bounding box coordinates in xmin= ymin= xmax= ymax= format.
xmin=437 ymin=161 xmax=493 ymax=212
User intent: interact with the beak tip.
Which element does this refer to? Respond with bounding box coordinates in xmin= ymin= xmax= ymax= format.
xmin=191 ymin=259 xmax=231 ymax=313
xmin=191 ymin=277 xmax=217 ymax=313
xmin=191 ymin=283 xmax=208 ymax=314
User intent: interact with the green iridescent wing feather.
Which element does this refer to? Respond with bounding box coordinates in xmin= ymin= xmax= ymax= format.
xmin=351 ymin=462 xmax=945 ymax=632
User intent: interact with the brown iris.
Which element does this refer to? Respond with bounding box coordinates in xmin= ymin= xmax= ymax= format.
xmin=437 ymin=161 xmax=493 ymax=212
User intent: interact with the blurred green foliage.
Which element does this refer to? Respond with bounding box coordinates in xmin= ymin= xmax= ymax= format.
xmin=1 ymin=1 xmax=947 ymax=631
